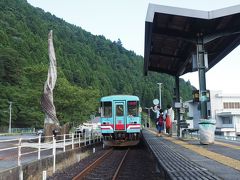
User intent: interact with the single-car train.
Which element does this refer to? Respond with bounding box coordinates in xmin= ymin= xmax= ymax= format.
xmin=100 ymin=95 xmax=141 ymax=146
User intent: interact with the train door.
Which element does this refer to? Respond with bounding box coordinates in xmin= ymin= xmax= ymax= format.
xmin=114 ymin=101 xmax=126 ymax=130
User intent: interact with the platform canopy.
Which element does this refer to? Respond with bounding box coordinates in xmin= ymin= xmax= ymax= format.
xmin=144 ymin=4 xmax=240 ymax=76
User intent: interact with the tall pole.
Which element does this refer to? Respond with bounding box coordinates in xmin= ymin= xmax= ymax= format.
xmin=145 ymin=107 xmax=151 ymax=128
xmin=9 ymin=101 xmax=12 ymax=134
xmin=197 ymin=35 xmax=208 ymax=119
xmin=175 ymin=76 xmax=180 ymax=137
xmin=157 ymin=83 xmax=162 ymax=108
xmin=148 ymin=108 xmax=151 ymax=128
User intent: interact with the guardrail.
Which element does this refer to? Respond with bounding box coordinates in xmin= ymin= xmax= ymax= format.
xmin=214 ymin=135 xmax=240 ymax=142
xmin=0 ymin=131 xmax=102 ymax=174
xmin=185 ymin=132 xmax=240 ymax=142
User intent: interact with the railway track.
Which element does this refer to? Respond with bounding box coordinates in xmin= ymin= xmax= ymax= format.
xmin=48 ymin=141 xmax=162 ymax=180
xmin=73 ymin=148 xmax=129 ymax=180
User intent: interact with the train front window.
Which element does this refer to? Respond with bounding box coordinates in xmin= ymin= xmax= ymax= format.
xmin=116 ymin=105 xmax=124 ymax=116
xmin=103 ymin=102 xmax=112 ymax=117
xmin=128 ymin=101 xmax=139 ymax=116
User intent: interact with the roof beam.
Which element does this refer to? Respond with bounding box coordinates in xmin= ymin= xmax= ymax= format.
xmin=204 ymin=29 xmax=240 ymax=43
xmin=150 ymin=52 xmax=183 ymax=59
xmin=152 ymin=27 xmax=196 ymax=43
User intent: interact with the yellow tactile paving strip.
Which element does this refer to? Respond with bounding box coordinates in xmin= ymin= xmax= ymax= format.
xmin=147 ymin=129 xmax=240 ymax=171
xmin=214 ymin=141 xmax=240 ymax=150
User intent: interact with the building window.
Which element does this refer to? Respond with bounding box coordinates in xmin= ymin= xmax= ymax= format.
xmin=223 ymin=102 xmax=240 ymax=109
xmin=208 ymin=110 xmax=211 ymax=117
xmin=222 ymin=117 xmax=232 ymax=124
xmin=215 ymin=131 xmax=223 ymax=136
xmin=223 ymin=102 xmax=228 ymax=109
xmin=235 ymin=102 xmax=240 ymax=109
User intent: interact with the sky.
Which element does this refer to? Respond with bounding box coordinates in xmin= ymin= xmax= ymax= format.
xmin=27 ymin=0 xmax=240 ymax=94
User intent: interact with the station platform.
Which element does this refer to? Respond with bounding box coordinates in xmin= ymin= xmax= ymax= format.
xmin=142 ymin=129 xmax=240 ymax=180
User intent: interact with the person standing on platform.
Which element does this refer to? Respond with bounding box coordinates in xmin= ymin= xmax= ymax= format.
xmin=156 ymin=109 xmax=164 ymax=136
xmin=165 ymin=105 xmax=174 ymax=136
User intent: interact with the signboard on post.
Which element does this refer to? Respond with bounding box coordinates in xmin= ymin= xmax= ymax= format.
xmin=153 ymin=99 xmax=159 ymax=105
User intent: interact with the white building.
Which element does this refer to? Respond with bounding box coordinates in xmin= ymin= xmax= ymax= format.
xmin=185 ymin=91 xmax=240 ymax=137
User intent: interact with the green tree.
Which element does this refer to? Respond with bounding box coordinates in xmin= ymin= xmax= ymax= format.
xmin=0 ymin=0 xmax=194 ymax=128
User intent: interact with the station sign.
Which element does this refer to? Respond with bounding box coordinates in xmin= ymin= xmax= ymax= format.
xmin=153 ymin=99 xmax=159 ymax=105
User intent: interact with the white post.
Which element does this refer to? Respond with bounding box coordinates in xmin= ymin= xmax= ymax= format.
xmin=93 ymin=148 xmax=95 ymax=153
xmin=94 ymin=132 xmax=96 ymax=143
xmin=78 ymin=132 xmax=81 ymax=147
xmin=9 ymin=101 xmax=12 ymax=133
xmin=89 ymin=131 xmax=91 ymax=145
xmin=52 ymin=138 xmax=56 ymax=173
xmin=18 ymin=138 xmax=22 ymax=166
xmin=84 ymin=131 xmax=86 ymax=146
xmin=38 ymin=134 xmax=41 ymax=160
xmin=103 ymin=143 xmax=105 ymax=149
xmin=42 ymin=170 xmax=47 ymax=180
xmin=19 ymin=166 xmax=23 ymax=180
xmin=72 ymin=133 xmax=74 ymax=149
xmin=63 ymin=134 xmax=66 ymax=152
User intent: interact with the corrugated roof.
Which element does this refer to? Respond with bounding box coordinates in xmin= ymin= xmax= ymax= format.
xmin=144 ymin=4 xmax=240 ymax=76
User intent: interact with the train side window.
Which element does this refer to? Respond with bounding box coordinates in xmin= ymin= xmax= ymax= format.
xmin=116 ymin=105 xmax=124 ymax=116
xmin=128 ymin=101 xmax=139 ymax=117
xmin=103 ymin=102 xmax=112 ymax=117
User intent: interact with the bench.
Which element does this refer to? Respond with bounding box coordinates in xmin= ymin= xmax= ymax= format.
xmin=182 ymin=128 xmax=199 ymax=138
xmin=179 ymin=121 xmax=199 ymax=138
xmin=179 ymin=120 xmax=189 ymax=138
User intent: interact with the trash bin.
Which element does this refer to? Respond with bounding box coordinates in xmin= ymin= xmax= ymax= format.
xmin=199 ymin=119 xmax=216 ymax=144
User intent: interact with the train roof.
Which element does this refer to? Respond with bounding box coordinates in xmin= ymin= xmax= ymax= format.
xmin=100 ymin=95 xmax=140 ymax=102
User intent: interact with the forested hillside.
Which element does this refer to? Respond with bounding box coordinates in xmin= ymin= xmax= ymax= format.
xmin=0 ymin=0 xmax=194 ymax=129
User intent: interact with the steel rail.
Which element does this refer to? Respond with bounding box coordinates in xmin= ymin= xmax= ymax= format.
xmin=112 ymin=148 xmax=129 ymax=180
xmin=72 ymin=148 xmax=113 ymax=180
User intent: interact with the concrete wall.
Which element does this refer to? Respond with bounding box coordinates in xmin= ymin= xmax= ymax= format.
xmin=0 ymin=166 xmax=20 ymax=180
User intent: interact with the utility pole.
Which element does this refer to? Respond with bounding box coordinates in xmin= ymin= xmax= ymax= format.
xmin=9 ymin=101 xmax=12 ymax=134
xmin=145 ymin=107 xmax=151 ymax=128
xmin=157 ymin=83 xmax=162 ymax=108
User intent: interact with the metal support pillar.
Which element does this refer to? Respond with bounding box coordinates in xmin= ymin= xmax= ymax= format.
xmin=147 ymin=108 xmax=151 ymax=128
xmin=157 ymin=83 xmax=162 ymax=108
xmin=144 ymin=107 xmax=151 ymax=128
xmin=175 ymin=76 xmax=180 ymax=137
xmin=197 ymin=36 xmax=208 ymax=119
